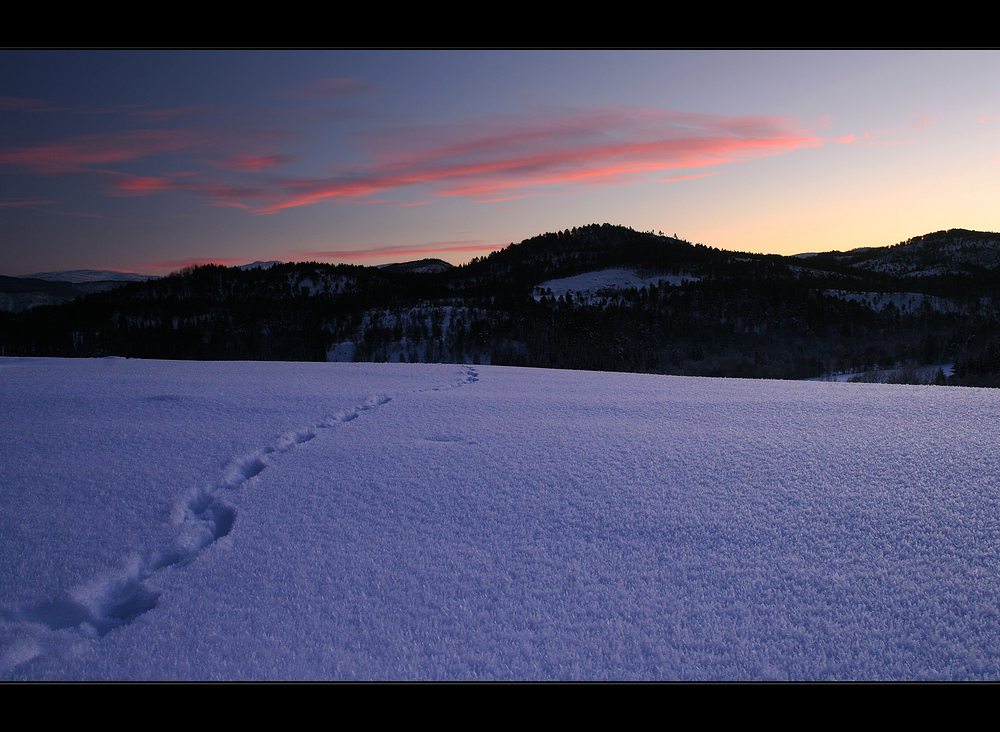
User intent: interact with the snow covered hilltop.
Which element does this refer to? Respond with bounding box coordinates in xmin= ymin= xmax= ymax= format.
xmin=4 ymin=224 xmax=1000 ymax=385
xmin=4 ymin=357 xmax=1000 ymax=681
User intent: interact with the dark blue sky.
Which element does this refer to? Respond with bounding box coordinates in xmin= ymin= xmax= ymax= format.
xmin=2 ymin=50 xmax=999 ymax=276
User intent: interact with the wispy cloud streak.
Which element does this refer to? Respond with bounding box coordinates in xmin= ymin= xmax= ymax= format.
xmin=0 ymin=198 xmax=53 ymax=208
xmin=0 ymin=129 xmax=206 ymax=174
xmin=251 ymin=107 xmax=821 ymax=213
xmin=0 ymin=103 xmax=822 ymax=215
xmin=840 ymin=114 xmax=931 ymax=148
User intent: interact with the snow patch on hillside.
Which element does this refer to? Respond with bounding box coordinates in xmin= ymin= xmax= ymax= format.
xmin=534 ymin=268 xmax=697 ymax=300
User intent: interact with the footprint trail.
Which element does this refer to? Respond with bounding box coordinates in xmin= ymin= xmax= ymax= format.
xmin=1 ymin=366 xmax=479 ymax=674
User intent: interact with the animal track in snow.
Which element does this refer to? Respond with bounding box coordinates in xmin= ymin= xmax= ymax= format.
xmin=424 ymin=366 xmax=480 ymax=391
xmin=2 ymin=392 xmax=396 ymax=658
xmin=1 ymin=365 xmax=481 ymax=674
xmin=11 ymin=555 xmax=161 ymax=639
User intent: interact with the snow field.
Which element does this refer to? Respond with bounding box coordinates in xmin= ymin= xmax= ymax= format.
xmin=3 ymin=357 xmax=1000 ymax=679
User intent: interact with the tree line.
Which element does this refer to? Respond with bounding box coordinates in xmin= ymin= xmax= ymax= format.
xmin=4 ymin=224 xmax=1000 ymax=386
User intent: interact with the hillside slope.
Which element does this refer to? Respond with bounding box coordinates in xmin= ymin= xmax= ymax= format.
xmin=4 ymin=224 xmax=1000 ymax=383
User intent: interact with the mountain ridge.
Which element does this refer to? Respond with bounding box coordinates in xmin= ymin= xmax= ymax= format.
xmin=15 ymin=269 xmax=159 ymax=283
xmin=4 ymin=223 xmax=1000 ymax=385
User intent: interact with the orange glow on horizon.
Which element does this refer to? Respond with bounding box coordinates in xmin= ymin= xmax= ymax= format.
xmin=297 ymin=241 xmax=502 ymax=264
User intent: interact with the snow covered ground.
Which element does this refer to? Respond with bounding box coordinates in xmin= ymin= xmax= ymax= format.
xmin=3 ymin=357 xmax=1000 ymax=681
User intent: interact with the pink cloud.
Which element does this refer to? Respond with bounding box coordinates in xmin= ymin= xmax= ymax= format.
xmin=211 ymin=154 xmax=293 ymax=172
xmin=110 ymin=174 xmax=178 ymax=194
xmin=0 ymin=197 xmax=53 ymax=208
xmin=249 ymin=107 xmax=822 ymax=214
xmin=208 ymin=200 xmax=254 ymax=210
xmin=0 ymin=129 xmax=204 ymax=174
xmin=0 ymin=105 xmax=823 ymax=217
xmin=107 ymin=172 xmax=276 ymax=213
xmin=859 ymin=114 xmax=931 ymax=147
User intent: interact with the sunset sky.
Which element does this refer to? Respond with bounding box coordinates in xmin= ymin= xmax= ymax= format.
xmin=2 ymin=49 xmax=999 ymax=277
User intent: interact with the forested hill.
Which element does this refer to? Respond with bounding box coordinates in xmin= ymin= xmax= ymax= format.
xmin=453 ymin=225 xmax=725 ymax=292
xmin=4 ymin=223 xmax=1000 ymax=385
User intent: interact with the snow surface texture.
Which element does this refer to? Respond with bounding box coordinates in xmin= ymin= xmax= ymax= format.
xmin=3 ymin=357 xmax=1000 ymax=681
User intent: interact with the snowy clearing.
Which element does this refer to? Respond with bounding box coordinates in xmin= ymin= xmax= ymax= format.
xmin=3 ymin=357 xmax=1000 ymax=680
xmin=534 ymin=268 xmax=696 ymax=300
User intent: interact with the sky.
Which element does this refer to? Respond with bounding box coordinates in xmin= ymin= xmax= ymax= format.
xmin=1 ymin=49 xmax=999 ymax=277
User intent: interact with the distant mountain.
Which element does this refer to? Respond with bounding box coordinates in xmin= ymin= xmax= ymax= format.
xmin=378 ymin=258 xmax=453 ymax=275
xmin=857 ymin=229 xmax=1000 ymax=277
xmin=16 ymin=269 xmax=158 ymax=283
xmin=1 ymin=269 xmax=159 ymax=312
xmin=0 ymin=276 xmax=82 ymax=312
xmin=237 ymin=261 xmax=283 ymax=271
xmin=5 ymin=224 xmax=1000 ymax=386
